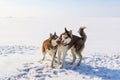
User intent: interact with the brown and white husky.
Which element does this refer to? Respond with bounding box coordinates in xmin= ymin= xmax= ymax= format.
xmin=57 ymin=27 xmax=87 ymax=68
xmin=42 ymin=32 xmax=58 ymax=68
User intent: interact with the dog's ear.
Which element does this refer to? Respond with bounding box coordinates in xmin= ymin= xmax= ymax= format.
xmin=69 ymin=30 xmax=72 ymax=38
xmin=50 ymin=33 xmax=53 ymax=38
xmin=54 ymin=32 xmax=56 ymax=35
xmin=65 ymin=27 xmax=68 ymax=33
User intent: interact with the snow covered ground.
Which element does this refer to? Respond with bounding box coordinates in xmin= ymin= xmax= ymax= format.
xmin=0 ymin=17 xmax=120 ymax=80
xmin=0 ymin=45 xmax=120 ymax=80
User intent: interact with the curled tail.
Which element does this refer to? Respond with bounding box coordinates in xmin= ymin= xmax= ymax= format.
xmin=78 ymin=26 xmax=87 ymax=43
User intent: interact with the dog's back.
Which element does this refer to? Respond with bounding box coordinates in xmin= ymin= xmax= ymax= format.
xmin=42 ymin=38 xmax=51 ymax=55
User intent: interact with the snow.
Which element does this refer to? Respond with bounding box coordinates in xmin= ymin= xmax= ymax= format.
xmin=0 ymin=17 xmax=120 ymax=80
xmin=0 ymin=45 xmax=119 ymax=80
xmin=0 ymin=46 xmax=39 ymax=78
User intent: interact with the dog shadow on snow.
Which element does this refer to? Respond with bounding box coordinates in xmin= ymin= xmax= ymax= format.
xmin=64 ymin=60 xmax=120 ymax=80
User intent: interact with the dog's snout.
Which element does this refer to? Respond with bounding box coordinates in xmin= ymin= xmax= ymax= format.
xmin=56 ymin=39 xmax=61 ymax=44
xmin=61 ymin=40 xmax=64 ymax=43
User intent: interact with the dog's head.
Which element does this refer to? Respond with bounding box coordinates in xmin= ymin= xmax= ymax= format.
xmin=57 ymin=28 xmax=72 ymax=45
xmin=50 ymin=32 xmax=58 ymax=46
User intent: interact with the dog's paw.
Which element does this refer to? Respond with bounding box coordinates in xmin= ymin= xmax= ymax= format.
xmin=58 ymin=65 xmax=63 ymax=69
xmin=50 ymin=65 xmax=55 ymax=69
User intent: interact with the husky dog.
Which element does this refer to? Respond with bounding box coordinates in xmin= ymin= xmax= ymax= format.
xmin=57 ymin=27 xmax=87 ymax=68
xmin=42 ymin=32 xmax=58 ymax=68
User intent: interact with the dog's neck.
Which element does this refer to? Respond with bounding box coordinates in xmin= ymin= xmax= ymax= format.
xmin=52 ymin=45 xmax=58 ymax=49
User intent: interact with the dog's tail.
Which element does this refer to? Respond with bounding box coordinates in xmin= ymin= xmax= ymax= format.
xmin=78 ymin=26 xmax=87 ymax=43
xmin=42 ymin=43 xmax=46 ymax=54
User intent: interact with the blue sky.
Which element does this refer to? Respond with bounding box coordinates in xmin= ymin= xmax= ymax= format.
xmin=0 ymin=0 xmax=120 ymax=17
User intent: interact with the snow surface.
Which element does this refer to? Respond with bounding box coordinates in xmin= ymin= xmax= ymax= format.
xmin=0 ymin=45 xmax=120 ymax=80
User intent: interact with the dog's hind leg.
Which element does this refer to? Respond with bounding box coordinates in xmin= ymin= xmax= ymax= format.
xmin=77 ymin=53 xmax=82 ymax=66
xmin=70 ymin=48 xmax=76 ymax=64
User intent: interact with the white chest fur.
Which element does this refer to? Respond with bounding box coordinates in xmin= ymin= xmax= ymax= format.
xmin=58 ymin=45 xmax=68 ymax=53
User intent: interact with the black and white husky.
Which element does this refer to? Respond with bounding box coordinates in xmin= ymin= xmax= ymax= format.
xmin=56 ymin=27 xmax=87 ymax=68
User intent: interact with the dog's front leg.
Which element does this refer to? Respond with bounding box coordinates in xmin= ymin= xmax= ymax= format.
xmin=58 ymin=50 xmax=61 ymax=65
xmin=58 ymin=50 xmax=67 ymax=69
xmin=51 ymin=52 xmax=56 ymax=68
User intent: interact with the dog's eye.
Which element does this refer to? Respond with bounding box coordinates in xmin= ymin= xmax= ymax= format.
xmin=65 ymin=37 xmax=68 ymax=39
